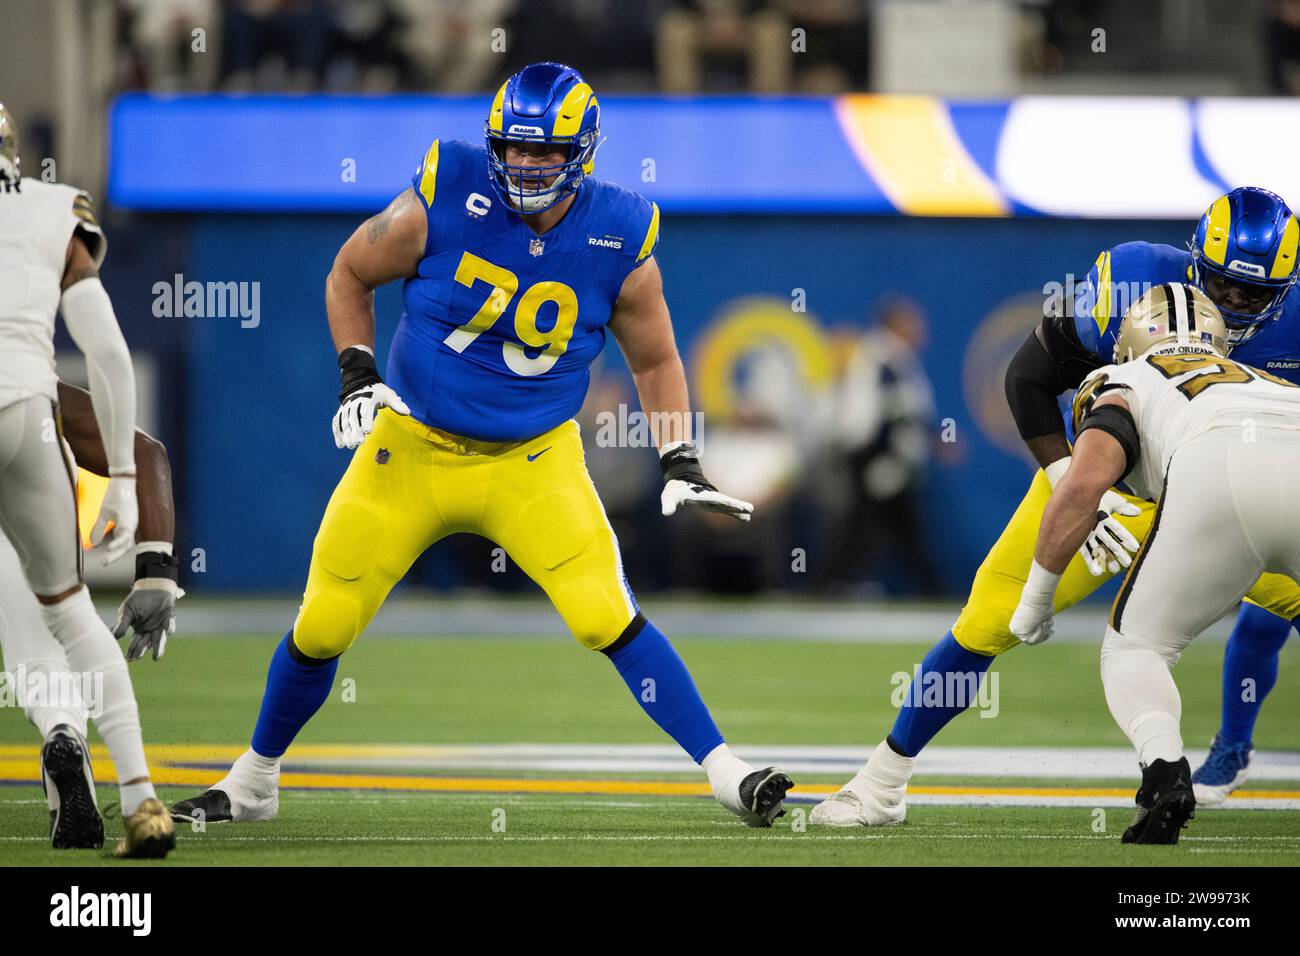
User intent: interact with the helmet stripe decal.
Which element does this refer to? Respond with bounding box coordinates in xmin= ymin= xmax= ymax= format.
xmin=488 ymin=82 xmax=508 ymax=133
xmin=1202 ymin=195 xmax=1231 ymax=265
xmin=1167 ymin=281 xmax=1189 ymax=340
xmin=552 ymin=83 xmax=594 ymax=139
xmin=1270 ymin=214 xmax=1299 ymax=279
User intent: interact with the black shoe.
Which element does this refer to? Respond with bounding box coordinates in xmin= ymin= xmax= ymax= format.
xmin=1122 ymin=757 xmax=1196 ymax=845
xmin=738 ymin=767 xmax=794 ymax=827
xmin=170 ymin=789 xmax=234 ymax=825
xmin=41 ymin=726 xmax=104 ymax=850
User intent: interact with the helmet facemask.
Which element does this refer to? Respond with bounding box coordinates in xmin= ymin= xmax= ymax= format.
xmin=1190 ymin=253 xmax=1295 ymax=346
xmin=485 ymin=127 xmax=598 ymax=214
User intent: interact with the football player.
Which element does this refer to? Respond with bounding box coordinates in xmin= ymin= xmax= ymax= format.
xmin=0 ymin=381 xmax=180 ymax=849
xmin=1010 ymin=284 xmax=1300 ymax=843
xmin=172 ymin=63 xmax=793 ymax=828
xmin=0 ymin=103 xmax=174 ymax=856
xmin=812 ymin=186 xmax=1300 ymax=827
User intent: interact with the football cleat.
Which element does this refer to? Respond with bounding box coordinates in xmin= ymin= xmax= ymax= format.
xmin=810 ymin=739 xmax=913 ymax=827
xmin=809 ymin=785 xmax=907 ymax=828
xmin=1122 ymin=757 xmax=1196 ymax=845
xmin=40 ymin=725 xmax=104 ymax=849
xmin=115 ymin=798 xmax=176 ymax=859
xmin=730 ymin=767 xmax=794 ymax=828
xmin=1191 ymin=735 xmax=1253 ymax=808
xmin=171 ymin=749 xmax=279 ymax=824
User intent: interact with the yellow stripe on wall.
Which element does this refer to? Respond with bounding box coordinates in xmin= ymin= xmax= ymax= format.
xmin=834 ymin=95 xmax=1007 ymax=217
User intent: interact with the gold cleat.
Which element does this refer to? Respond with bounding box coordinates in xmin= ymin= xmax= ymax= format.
xmin=114 ymin=798 xmax=177 ymax=859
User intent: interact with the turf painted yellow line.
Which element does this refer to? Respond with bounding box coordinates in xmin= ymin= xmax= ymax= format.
xmin=2 ymin=745 xmax=1299 ymax=804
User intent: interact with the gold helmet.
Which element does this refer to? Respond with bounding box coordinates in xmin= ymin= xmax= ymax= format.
xmin=1114 ymin=282 xmax=1228 ymax=364
xmin=0 ymin=102 xmax=18 ymax=182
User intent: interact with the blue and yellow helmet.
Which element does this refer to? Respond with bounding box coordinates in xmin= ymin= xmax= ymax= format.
xmin=484 ymin=62 xmax=600 ymax=215
xmin=1189 ymin=186 xmax=1299 ymax=344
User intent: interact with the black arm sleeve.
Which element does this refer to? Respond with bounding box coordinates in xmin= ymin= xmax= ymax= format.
xmin=1003 ymin=315 xmax=1103 ymax=441
xmin=1077 ymin=402 xmax=1140 ymax=479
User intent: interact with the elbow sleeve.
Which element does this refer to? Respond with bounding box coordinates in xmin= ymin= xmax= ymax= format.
xmin=60 ymin=278 xmax=137 ymax=473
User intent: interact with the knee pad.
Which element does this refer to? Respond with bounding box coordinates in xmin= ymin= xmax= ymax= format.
xmin=294 ymin=590 xmax=361 ymax=659
xmin=952 ymin=603 xmax=1018 ymax=656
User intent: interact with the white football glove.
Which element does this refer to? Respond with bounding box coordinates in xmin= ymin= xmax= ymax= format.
xmin=1079 ymin=489 xmax=1142 ymax=576
xmin=332 ymin=346 xmax=409 ymax=450
xmin=1010 ymin=560 xmax=1061 ymax=646
xmin=90 ymin=476 xmax=138 ymax=567
xmin=1045 ymin=458 xmax=1141 ymax=576
xmin=659 ymin=442 xmax=753 ymax=522
xmin=332 ymin=382 xmax=410 ymax=449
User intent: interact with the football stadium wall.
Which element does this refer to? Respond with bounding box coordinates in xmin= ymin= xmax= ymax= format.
xmin=99 ymin=93 xmax=1287 ymax=592
xmin=160 ymin=213 xmax=1189 ymax=592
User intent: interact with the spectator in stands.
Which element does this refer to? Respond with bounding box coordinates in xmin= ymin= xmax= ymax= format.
xmin=1266 ymin=0 xmax=1300 ymax=93
xmin=657 ymin=0 xmax=792 ymax=93
xmin=220 ymin=0 xmax=332 ymax=90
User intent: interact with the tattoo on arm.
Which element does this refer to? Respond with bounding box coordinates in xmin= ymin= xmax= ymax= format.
xmin=366 ymin=189 xmax=415 ymax=244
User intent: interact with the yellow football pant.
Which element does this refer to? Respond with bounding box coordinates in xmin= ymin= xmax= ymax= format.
xmin=292 ymin=410 xmax=638 ymax=659
xmin=952 ymin=469 xmax=1300 ymax=656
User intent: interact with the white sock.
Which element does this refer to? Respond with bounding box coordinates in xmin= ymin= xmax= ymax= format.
xmin=236 ymin=748 xmax=281 ymax=777
xmin=701 ymin=743 xmax=751 ymax=799
xmin=1101 ymin=640 xmax=1184 ymax=765
xmin=20 ymin=657 xmax=89 ymax=740
xmin=39 ymin=588 xmax=152 ymax=787
xmin=119 ymin=780 xmax=157 ymax=818
xmin=850 ymin=739 xmax=916 ymax=793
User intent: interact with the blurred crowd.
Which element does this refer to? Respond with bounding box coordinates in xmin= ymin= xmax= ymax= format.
xmin=109 ymin=0 xmax=1300 ymax=96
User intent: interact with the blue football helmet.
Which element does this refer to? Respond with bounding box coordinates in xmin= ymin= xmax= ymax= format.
xmin=1189 ymin=186 xmax=1299 ymax=345
xmin=484 ymin=62 xmax=600 ymax=215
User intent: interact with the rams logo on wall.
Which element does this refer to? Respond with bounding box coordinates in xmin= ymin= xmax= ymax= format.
xmin=962 ymin=292 xmax=1050 ymax=460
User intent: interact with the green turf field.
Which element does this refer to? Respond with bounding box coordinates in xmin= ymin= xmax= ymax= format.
xmin=3 ymin=633 xmax=1298 ymax=865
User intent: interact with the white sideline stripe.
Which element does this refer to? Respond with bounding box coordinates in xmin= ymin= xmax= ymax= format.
xmin=127 ymin=596 xmax=1245 ymax=642
xmin=274 ymin=743 xmax=1300 ymax=782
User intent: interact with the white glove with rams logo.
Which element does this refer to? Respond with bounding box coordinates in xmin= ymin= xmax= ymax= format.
xmin=659 ymin=442 xmax=753 ymax=522
xmin=332 ymin=346 xmax=409 ymax=450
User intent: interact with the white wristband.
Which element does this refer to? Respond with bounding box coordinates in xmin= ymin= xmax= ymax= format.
xmin=135 ymin=541 xmax=173 ymax=557
xmin=1024 ymin=559 xmax=1062 ymax=603
xmin=1044 ymin=457 xmax=1071 ymax=489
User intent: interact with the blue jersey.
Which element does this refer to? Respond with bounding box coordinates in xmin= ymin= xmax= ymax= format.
xmin=389 ymin=139 xmax=660 ymax=442
xmin=1072 ymin=240 xmax=1300 ymax=382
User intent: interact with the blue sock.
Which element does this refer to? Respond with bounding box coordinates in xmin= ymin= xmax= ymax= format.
xmin=604 ymin=616 xmax=724 ymax=764
xmin=250 ymin=630 xmax=339 ymax=758
xmin=1218 ymin=604 xmax=1293 ymax=746
xmin=888 ymin=631 xmax=994 ymax=758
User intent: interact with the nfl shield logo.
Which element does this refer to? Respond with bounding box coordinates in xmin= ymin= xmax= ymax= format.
xmin=375 ymin=448 xmax=391 ymax=465
xmin=529 ymin=238 xmax=544 ymax=257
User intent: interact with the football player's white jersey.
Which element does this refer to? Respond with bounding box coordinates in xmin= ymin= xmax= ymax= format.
xmin=0 ymin=179 xmax=106 ymax=408
xmin=1075 ymin=346 xmax=1300 ymax=501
